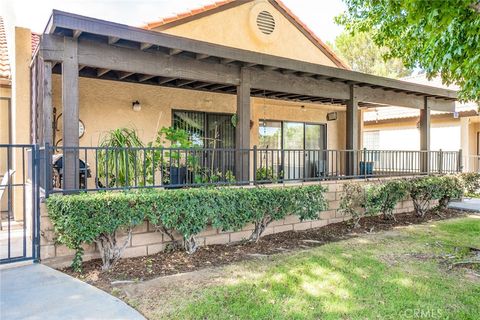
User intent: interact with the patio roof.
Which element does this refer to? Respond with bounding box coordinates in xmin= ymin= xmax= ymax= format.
xmin=39 ymin=10 xmax=457 ymax=110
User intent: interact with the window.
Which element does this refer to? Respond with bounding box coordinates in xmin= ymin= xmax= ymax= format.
xmin=363 ymin=131 xmax=380 ymax=150
xmin=258 ymin=121 xmax=281 ymax=149
xmin=173 ymin=111 xmax=235 ymax=148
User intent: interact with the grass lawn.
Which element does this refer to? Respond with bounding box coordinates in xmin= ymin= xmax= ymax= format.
xmin=124 ymin=217 xmax=480 ymax=319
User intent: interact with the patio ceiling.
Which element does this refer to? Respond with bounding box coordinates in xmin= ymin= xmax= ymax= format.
xmin=39 ymin=10 xmax=457 ymax=111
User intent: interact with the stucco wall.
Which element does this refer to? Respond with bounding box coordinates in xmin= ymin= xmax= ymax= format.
xmin=154 ymin=0 xmax=338 ymax=67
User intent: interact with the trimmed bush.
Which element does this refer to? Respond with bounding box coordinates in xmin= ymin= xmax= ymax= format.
xmin=437 ymin=175 xmax=464 ymax=209
xmin=47 ymin=185 xmax=328 ymax=270
xmin=459 ymin=172 xmax=480 ymax=195
xmin=339 ymin=182 xmax=367 ymax=227
xmin=365 ymin=179 xmax=409 ymax=221
xmin=407 ymin=176 xmax=445 ymax=217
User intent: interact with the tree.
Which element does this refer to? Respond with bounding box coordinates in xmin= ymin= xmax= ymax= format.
xmin=337 ymin=0 xmax=480 ymax=101
xmin=329 ymin=31 xmax=412 ymax=78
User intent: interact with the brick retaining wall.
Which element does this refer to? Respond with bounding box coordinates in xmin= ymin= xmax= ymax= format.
xmin=39 ymin=178 xmax=423 ymax=268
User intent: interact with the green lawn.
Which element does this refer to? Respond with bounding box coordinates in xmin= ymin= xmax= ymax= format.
xmin=130 ymin=217 xmax=480 ymax=319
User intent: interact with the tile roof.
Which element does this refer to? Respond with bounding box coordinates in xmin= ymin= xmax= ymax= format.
xmin=0 ymin=16 xmax=10 ymax=83
xmin=143 ymin=0 xmax=349 ymax=69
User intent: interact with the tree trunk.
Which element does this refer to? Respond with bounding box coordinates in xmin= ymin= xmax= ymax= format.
xmin=95 ymin=229 xmax=132 ymax=271
xmin=249 ymin=216 xmax=272 ymax=243
xmin=184 ymin=235 xmax=198 ymax=254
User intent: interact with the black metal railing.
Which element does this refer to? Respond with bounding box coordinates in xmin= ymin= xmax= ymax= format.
xmin=40 ymin=144 xmax=462 ymax=195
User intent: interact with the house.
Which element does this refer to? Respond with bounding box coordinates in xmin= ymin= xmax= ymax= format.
xmin=363 ymin=74 xmax=479 ymax=172
xmin=2 ymin=0 xmax=467 ymax=265
xmin=26 ymin=0 xmax=458 ymax=190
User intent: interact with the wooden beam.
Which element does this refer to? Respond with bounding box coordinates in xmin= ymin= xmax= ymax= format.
xmin=250 ymin=68 xmax=350 ymax=100
xmin=196 ymin=53 xmax=210 ymax=60
xmin=235 ymin=68 xmax=251 ymax=182
xmin=420 ymin=97 xmax=431 ymax=173
xmin=117 ymin=71 xmax=134 ymax=79
xmin=48 ymin=11 xmax=456 ymax=100
xmin=108 ymin=36 xmax=120 ymax=45
xmin=209 ymin=84 xmax=231 ymax=91
xmin=72 ymin=30 xmax=82 ymax=39
xmin=50 ymin=37 xmax=242 ymax=85
xmin=43 ymin=61 xmax=54 ymax=145
xmin=97 ymin=68 xmax=110 ymax=77
xmin=169 ymin=48 xmax=182 ymax=56
xmin=346 ymin=85 xmax=359 ymax=176
xmin=138 ymin=74 xmax=156 ymax=82
xmin=158 ymin=77 xmax=176 ymax=85
xmin=193 ymin=82 xmax=212 ymax=89
xmin=176 ymin=79 xmax=196 ymax=87
xmin=140 ymin=42 xmax=153 ymax=51
xmin=221 ymin=58 xmax=235 ymax=65
xmin=62 ymin=37 xmax=79 ymax=191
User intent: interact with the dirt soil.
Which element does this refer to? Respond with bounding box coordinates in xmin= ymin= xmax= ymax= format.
xmin=62 ymin=209 xmax=466 ymax=292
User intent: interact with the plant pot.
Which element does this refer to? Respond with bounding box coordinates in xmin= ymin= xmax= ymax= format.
xmin=167 ymin=166 xmax=187 ymax=188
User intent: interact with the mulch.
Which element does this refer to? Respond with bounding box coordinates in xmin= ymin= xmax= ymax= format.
xmin=62 ymin=209 xmax=466 ymax=291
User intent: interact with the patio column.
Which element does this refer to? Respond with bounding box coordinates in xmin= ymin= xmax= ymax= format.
xmin=346 ymin=85 xmax=359 ymax=176
xmin=62 ymin=38 xmax=79 ymax=191
xmin=235 ymin=68 xmax=251 ymax=182
xmin=419 ymin=97 xmax=431 ymax=173
xmin=42 ymin=61 xmax=53 ymax=146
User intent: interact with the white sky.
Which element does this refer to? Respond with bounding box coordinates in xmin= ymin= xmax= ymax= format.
xmin=1 ymin=0 xmax=346 ymax=42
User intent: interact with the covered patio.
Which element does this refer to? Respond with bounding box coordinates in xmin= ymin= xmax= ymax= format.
xmin=32 ymin=11 xmax=458 ymax=192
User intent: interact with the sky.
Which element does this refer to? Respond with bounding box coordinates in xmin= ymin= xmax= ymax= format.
xmin=1 ymin=0 xmax=347 ymax=42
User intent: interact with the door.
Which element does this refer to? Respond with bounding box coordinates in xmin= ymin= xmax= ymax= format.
xmin=283 ymin=122 xmax=304 ymax=180
xmin=305 ymin=124 xmax=327 ymax=179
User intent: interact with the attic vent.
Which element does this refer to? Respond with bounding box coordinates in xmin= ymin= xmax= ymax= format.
xmin=256 ymin=11 xmax=275 ymax=35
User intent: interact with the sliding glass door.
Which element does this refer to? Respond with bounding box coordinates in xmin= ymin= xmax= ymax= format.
xmin=259 ymin=120 xmax=327 ymax=181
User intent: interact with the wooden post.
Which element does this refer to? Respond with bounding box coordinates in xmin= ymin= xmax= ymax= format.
xmin=346 ymin=85 xmax=359 ymax=176
xmin=62 ymin=38 xmax=79 ymax=191
xmin=420 ymin=97 xmax=431 ymax=173
xmin=235 ymin=68 xmax=251 ymax=183
xmin=43 ymin=61 xmax=53 ymax=146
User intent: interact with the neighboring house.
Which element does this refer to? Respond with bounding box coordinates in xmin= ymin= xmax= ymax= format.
xmin=0 ymin=16 xmax=39 ymax=220
xmin=363 ymin=73 xmax=479 ymax=171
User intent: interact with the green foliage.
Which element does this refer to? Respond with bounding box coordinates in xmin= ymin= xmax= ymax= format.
xmin=407 ymin=176 xmax=445 ymax=217
xmin=329 ymin=31 xmax=412 ymax=78
xmin=337 ymin=0 xmax=480 ymax=101
xmin=255 ymin=167 xmax=279 ymax=182
xmin=339 ymin=182 xmax=368 ymax=227
xmin=47 ymin=185 xmax=328 ymax=269
xmin=459 ymin=172 xmax=480 ymax=194
xmin=97 ymin=128 xmax=145 ymax=187
xmin=437 ymin=175 xmax=464 ymax=209
xmin=365 ymin=180 xmax=409 ymax=220
xmin=46 ymin=191 xmax=147 ymax=271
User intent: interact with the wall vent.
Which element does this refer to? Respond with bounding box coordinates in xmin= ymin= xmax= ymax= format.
xmin=256 ymin=11 xmax=275 ymax=35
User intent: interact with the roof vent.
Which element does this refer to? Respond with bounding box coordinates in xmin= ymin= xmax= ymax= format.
xmin=256 ymin=11 xmax=275 ymax=35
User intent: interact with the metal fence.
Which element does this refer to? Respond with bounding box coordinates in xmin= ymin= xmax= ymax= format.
xmin=40 ymin=145 xmax=462 ymax=195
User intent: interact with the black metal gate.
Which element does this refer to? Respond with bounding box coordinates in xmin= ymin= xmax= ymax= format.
xmin=0 ymin=144 xmax=40 ymax=264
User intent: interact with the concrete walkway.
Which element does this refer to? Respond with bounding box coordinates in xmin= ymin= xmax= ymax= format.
xmin=449 ymin=198 xmax=480 ymax=213
xmin=0 ymin=264 xmax=145 ymax=320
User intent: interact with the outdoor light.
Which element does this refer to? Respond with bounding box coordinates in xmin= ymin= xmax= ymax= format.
xmin=132 ymin=100 xmax=141 ymax=112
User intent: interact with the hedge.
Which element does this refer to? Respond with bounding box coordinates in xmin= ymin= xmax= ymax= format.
xmin=46 ymin=185 xmax=328 ymax=271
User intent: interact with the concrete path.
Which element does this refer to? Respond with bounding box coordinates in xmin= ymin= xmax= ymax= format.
xmin=449 ymin=198 xmax=480 ymax=213
xmin=0 ymin=264 xmax=145 ymax=320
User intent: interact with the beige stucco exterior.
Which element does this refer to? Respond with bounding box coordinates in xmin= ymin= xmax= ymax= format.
xmin=154 ymin=0 xmax=338 ymax=67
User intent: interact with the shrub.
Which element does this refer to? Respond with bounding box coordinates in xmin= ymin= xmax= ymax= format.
xmin=437 ymin=175 xmax=464 ymax=209
xmin=365 ymin=179 xmax=408 ymax=221
xmin=407 ymin=176 xmax=444 ymax=217
xmin=339 ymin=182 xmax=368 ymax=227
xmin=459 ymin=172 xmax=480 ymax=195
xmin=46 ymin=192 xmax=147 ymax=271
xmin=47 ymin=185 xmax=328 ymax=270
